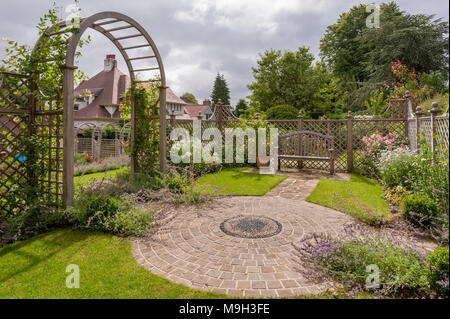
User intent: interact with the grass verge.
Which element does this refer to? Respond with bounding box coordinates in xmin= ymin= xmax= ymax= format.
xmin=195 ymin=167 xmax=287 ymax=196
xmin=0 ymin=228 xmax=226 ymax=299
xmin=306 ymin=174 xmax=390 ymax=225
xmin=74 ymin=167 xmax=128 ymax=187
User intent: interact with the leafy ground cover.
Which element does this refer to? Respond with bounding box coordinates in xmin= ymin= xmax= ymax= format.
xmin=306 ymin=174 xmax=390 ymax=225
xmin=195 ymin=167 xmax=287 ymax=196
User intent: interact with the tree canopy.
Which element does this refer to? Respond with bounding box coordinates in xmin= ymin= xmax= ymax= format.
xmin=320 ymin=2 xmax=449 ymax=109
xmin=180 ymin=92 xmax=198 ymax=104
xmin=247 ymin=47 xmax=345 ymax=118
xmin=265 ymin=105 xmax=298 ymax=120
xmin=211 ymin=73 xmax=231 ymax=109
xmin=234 ymin=99 xmax=248 ymax=118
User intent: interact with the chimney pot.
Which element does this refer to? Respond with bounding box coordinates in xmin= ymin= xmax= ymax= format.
xmin=104 ymin=54 xmax=117 ymax=72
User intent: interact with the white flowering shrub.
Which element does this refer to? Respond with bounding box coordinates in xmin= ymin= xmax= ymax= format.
xmin=376 ymin=147 xmax=417 ymax=188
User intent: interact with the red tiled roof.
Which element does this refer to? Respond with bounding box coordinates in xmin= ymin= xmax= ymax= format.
xmin=184 ymin=104 xmax=209 ymax=118
xmin=74 ymin=66 xmax=130 ymax=119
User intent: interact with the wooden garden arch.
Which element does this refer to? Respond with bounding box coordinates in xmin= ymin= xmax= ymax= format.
xmin=32 ymin=11 xmax=167 ymax=208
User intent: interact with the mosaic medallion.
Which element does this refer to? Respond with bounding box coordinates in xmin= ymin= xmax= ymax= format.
xmin=220 ymin=215 xmax=282 ymax=238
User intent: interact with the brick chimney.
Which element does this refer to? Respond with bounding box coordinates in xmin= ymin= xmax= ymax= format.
xmin=104 ymin=54 xmax=117 ymax=72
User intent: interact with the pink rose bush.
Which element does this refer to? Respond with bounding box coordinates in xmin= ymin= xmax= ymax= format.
xmin=357 ymin=132 xmax=406 ymax=177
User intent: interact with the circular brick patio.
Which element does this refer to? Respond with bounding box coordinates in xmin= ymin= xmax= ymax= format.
xmin=131 ymin=196 xmax=353 ymax=297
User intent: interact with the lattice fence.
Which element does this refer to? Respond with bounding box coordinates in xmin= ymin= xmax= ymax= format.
xmin=169 ymin=115 xmax=411 ymax=173
xmin=352 ymin=119 xmax=406 ymax=171
xmin=0 ymin=71 xmax=63 ymax=214
xmin=413 ymin=114 xmax=449 ymax=158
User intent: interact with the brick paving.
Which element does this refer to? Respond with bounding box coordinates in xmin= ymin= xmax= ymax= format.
xmin=131 ymin=169 xmax=435 ymax=297
xmin=131 ymin=169 xmax=356 ymax=297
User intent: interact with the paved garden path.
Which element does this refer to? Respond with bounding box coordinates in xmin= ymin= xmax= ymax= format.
xmin=131 ymin=170 xmax=354 ymax=297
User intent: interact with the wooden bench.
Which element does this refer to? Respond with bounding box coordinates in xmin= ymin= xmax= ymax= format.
xmin=277 ymin=130 xmax=335 ymax=174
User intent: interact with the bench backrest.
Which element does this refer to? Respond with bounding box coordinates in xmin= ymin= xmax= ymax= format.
xmin=278 ymin=130 xmax=334 ymax=158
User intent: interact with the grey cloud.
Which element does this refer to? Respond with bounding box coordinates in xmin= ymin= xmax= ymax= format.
xmin=1 ymin=0 xmax=448 ymax=105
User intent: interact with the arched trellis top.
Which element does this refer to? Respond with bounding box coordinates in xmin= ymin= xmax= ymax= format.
xmin=31 ymin=12 xmax=167 ymax=207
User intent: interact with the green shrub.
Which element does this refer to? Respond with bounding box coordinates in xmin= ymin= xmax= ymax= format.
xmin=66 ymin=192 xmax=153 ymax=236
xmin=265 ymin=104 xmax=298 ymax=120
xmin=66 ymin=194 xmax=123 ymax=231
xmin=294 ymin=225 xmax=431 ymax=297
xmin=376 ymin=148 xmax=416 ymax=188
xmin=402 ymin=194 xmax=439 ymax=226
xmin=427 ymin=247 xmax=449 ymax=297
xmin=105 ymin=206 xmax=154 ymax=236
xmin=407 ymin=149 xmax=449 ymax=216
xmin=162 ymin=173 xmax=189 ymax=193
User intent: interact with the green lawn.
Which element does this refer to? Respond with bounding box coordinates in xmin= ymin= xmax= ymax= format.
xmin=74 ymin=167 xmax=127 ymax=187
xmin=195 ymin=167 xmax=287 ymax=196
xmin=306 ymin=174 xmax=390 ymax=225
xmin=0 ymin=228 xmax=226 ymax=299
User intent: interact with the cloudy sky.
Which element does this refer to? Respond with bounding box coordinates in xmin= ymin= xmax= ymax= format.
xmin=0 ymin=0 xmax=448 ymax=105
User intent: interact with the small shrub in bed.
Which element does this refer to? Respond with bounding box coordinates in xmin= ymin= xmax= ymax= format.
xmin=293 ymin=224 xmax=431 ymax=297
xmin=402 ymin=194 xmax=439 ymax=227
xmin=427 ymin=247 xmax=449 ymax=297
xmin=376 ymin=148 xmax=416 ymax=188
xmin=66 ymin=190 xmax=153 ymax=236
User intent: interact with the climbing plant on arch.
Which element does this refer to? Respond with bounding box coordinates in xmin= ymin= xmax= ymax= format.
xmin=0 ymin=11 xmax=167 ymax=211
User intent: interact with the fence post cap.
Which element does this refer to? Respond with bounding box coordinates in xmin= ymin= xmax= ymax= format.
xmin=297 ymin=111 xmax=302 ymax=118
xmin=430 ymin=102 xmax=440 ymax=115
xmin=347 ymin=111 xmax=352 ymax=118
xmin=415 ymin=106 xmax=424 ymax=116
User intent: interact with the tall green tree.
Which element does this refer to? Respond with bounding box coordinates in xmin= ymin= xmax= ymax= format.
xmin=180 ymin=92 xmax=198 ymax=104
xmin=320 ymin=2 xmax=449 ymax=110
xmin=211 ymin=73 xmax=230 ymax=109
xmin=247 ymin=47 xmax=342 ymax=118
xmin=234 ymin=99 xmax=248 ymax=117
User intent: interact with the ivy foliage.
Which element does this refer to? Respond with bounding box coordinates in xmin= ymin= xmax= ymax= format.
xmin=121 ymin=81 xmax=161 ymax=174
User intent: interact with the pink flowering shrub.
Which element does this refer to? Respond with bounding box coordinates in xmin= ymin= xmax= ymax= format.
xmin=357 ymin=132 xmax=406 ymax=178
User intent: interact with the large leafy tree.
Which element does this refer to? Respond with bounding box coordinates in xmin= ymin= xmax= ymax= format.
xmin=210 ymin=73 xmax=230 ymax=109
xmin=247 ymin=47 xmax=343 ymax=118
xmin=234 ymin=99 xmax=248 ymax=118
xmin=320 ymin=2 xmax=449 ymax=110
xmin=180 ymin=92 xmax=198 ymax=104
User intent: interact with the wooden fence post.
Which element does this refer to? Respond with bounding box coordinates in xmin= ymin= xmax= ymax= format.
xmin=414 ymin=106 xmax=424 ymax=153
xmin=430 ymin=102 xmax=440 ymax=163
xmin=297 ymin=111 xmax=303 ymax=131
xmin=404 ymin=91 xmax=412 ymax=138
xmin=297 ymin=111 xmax=303 ymax=169
xmin=346 ymin=111 xmax=353 ymax=172
xmin=170 ymin=111 xmax=176 ymax=128
xmin=217 ymin=99 xmax=223 ymax=135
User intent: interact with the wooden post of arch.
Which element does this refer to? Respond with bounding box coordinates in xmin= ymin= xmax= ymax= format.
xmin=32 ymin=11 xmax=167 ymax=208
xmin=62 ymin=65 xmax=76 ymax=207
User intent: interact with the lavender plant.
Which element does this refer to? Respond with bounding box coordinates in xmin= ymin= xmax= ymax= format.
xmin=293 ymin=224 xmax=432 ymax=297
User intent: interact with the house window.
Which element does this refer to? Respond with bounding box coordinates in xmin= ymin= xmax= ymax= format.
xmin=74 ymin=104 xmax=79 ymax=111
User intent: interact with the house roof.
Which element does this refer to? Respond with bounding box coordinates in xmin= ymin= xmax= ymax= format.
xmin=74 ymin=66 xmax=130 ymax=119
xmin=166 ymin=87 xmax=186 ymax=105
xmin=184 ymin=104 xmax=211 ymax=118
